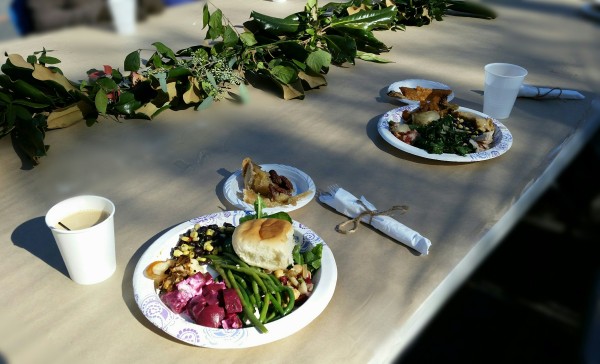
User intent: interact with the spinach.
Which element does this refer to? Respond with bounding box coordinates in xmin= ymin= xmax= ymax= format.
xmin=412 ymin=114 xmax=476 ymax=156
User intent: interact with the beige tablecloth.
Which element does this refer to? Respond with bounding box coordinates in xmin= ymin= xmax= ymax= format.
xmin=1 ymin=1 xmax=599 ymax=363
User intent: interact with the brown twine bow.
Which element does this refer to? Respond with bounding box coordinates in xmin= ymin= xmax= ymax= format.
xmin=533 ymin=86 xmax=563 ymax=99
xmin=335 ymin=200 xmax=409 ymax=234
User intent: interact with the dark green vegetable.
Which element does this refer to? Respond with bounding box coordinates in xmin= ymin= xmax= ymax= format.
xmin=412 ymin=114 xmax=476 ymax=156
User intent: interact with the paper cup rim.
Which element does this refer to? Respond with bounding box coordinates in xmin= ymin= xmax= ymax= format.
xmin=45 ymin=195 xmax=115 ymax=233
xmin=485 ymin=63 xmax=528 ymax=78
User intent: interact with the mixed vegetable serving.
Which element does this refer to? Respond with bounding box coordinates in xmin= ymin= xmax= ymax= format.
xmin=144 ymin=197 xmax=323 ymax=333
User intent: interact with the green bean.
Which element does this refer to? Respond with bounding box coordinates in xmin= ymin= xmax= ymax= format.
xmin=232 ymin=273 xmax=251 ymax=306
xmin=252 ymin=280 xmax=261 ymax=309
xmin=264 ymin=311 xmax=277 ymax=323
xmin=233 ymin=273 xmax=248 ymax=290
xmin=266 ymin=291 xmax=285 ymax=316
xmin=226 ymin=270 xmax=267 ymax=333
xmin=282 ymin=286 xmax=296 ymax=315
xmin=222 ymin=252 xmax=249 ymax=267
xmin=220 ymin=264 xmax=269 ymax=293
xmin=267 ymin=273 xmax=286 ymax=290
xmin=214 ymin=266 xmax=231 ymax=288
xmin=259 ymin=294 xmax=270 ymax=323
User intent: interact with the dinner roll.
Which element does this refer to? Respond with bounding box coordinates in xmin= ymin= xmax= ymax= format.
xmin=232 ymin=218 xmax=294 ymax=271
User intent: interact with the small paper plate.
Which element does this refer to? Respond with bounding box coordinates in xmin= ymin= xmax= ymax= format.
xmin=387 ymin=79 xmax=454 ymax=105
xmin=223 ymin=164 xmax=316 ymax=214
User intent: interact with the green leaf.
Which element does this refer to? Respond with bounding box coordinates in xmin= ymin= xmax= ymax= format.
xmin=240 ymin=32 xmax=258 ymax=47
xmin=330 ymin=6 xmax=397 ymax=31
xmin=306 ymin=49 xmax=332 ymax=74
xmin=207 ymin=9 xmax=224 ymax=39
xmin=95 ymin=89 xmax=108 ymax=114
xmin=356 ymin=50 xmax=393 ymax=63
xmin=96 ymin=77 xmax=118 ymax=91
xmin=155 ymin=72 xmax=168 ymax=92
xmin=237 ymin=83 xmax=250 ymax=104
xmin=124 ymin=51 xmax=141 ymax=72
xmin=264 ymin=211 xmax=292 ymax=223
xmin=13 ymin=99 xmax=50 ymax=109
xmin=223 ymin=25 xmax=239 ymax=48
xmin=167 ymin=66 xmax=191 ymax=79
xmin=202 ymin=3 xmax=210 ymax=28
xmin=196 ymin=95 xmax=214 ymax=110
xmin=148 ymin=53 xmax=164 ymax=68
xmin=12 ymin=79 xmax=53 ymax=104
xmin=204 ymin=71 xmax=216 ymax=89
xmin=13 ymin=113 xmax=48 ymax=164
xmin=249 ymin=11 xmax=300 ymax=34
xmin=152 ymin=42 xmax=178 ymax=62
xmin=114 ymin=91 xmax=142 ymax=115
xmin=323 ymin=34 xmax=357 ymax=64
xmin=279 ymin=42 xmax=310 ymax=65
xmin=270 ymin=65 xmax=298 ymax=84
xmin=332 ymin=26 xmax=389 ymax=54
xmin=38 ymin=55 xmax=61 ymax=65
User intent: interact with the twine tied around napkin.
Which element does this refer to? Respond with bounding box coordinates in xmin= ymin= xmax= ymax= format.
xmin=336 ymin=200 xmax=408 ymax=234
xmin=532 ymin=87 xmax=563 ymax=99
xmin=319 ymin=186 xmax=431 ymax=255
xmin=518 ymin=84 xmax=584 ymax=100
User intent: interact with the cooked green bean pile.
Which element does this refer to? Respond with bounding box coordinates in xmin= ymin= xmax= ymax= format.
xmin=208 ymin=252 xmax=296 ymax=333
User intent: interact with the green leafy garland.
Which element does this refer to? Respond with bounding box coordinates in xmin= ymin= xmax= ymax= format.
xmin=0 ymin=0 xmax=495 ymax=166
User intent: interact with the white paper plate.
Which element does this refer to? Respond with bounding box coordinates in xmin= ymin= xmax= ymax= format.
xmin=223 ymin=164 xmax=316 ymax=214
xmin=387 ymin=79 xmax=454 ymax=104
xmin=378 ymin=105 xmax=512 ymax=162
xmin=133 ymin=211 xmax=337 ymax=348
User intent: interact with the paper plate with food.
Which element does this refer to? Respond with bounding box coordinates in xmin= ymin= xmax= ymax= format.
xmin=133 ymin=202 xmax=337 ymax=348
xmin=387 ymin=79 xmax=455 ymax=105
xmin=224 ymin=157 xmax=316 ymax=213
xmin=377 ymin=99 xmax=512 ymax=162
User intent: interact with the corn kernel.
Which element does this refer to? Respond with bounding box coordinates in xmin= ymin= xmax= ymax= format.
xmin=180 ymin=236 xmax=190 ymax=242
xmin=173 ymin=249 xmax=183 ymax=257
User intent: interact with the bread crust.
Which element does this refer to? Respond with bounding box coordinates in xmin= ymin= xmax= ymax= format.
xmin=232 ymin=218 xmax=294 ymax=271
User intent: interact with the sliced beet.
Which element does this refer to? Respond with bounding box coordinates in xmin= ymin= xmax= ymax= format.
xmin=195 ymin=304 xmax=225 ymax=328
xmin=222 ymin=313 xmax=243 ymax=329
xmin=222 ymin=288 xmax=243 ymax=314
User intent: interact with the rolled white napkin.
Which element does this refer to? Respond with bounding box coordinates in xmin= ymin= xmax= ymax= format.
xmin=518 ymin=84 xmax=585 ymax=100
xmin=319 ymin=186 xmax=431 ymax=255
